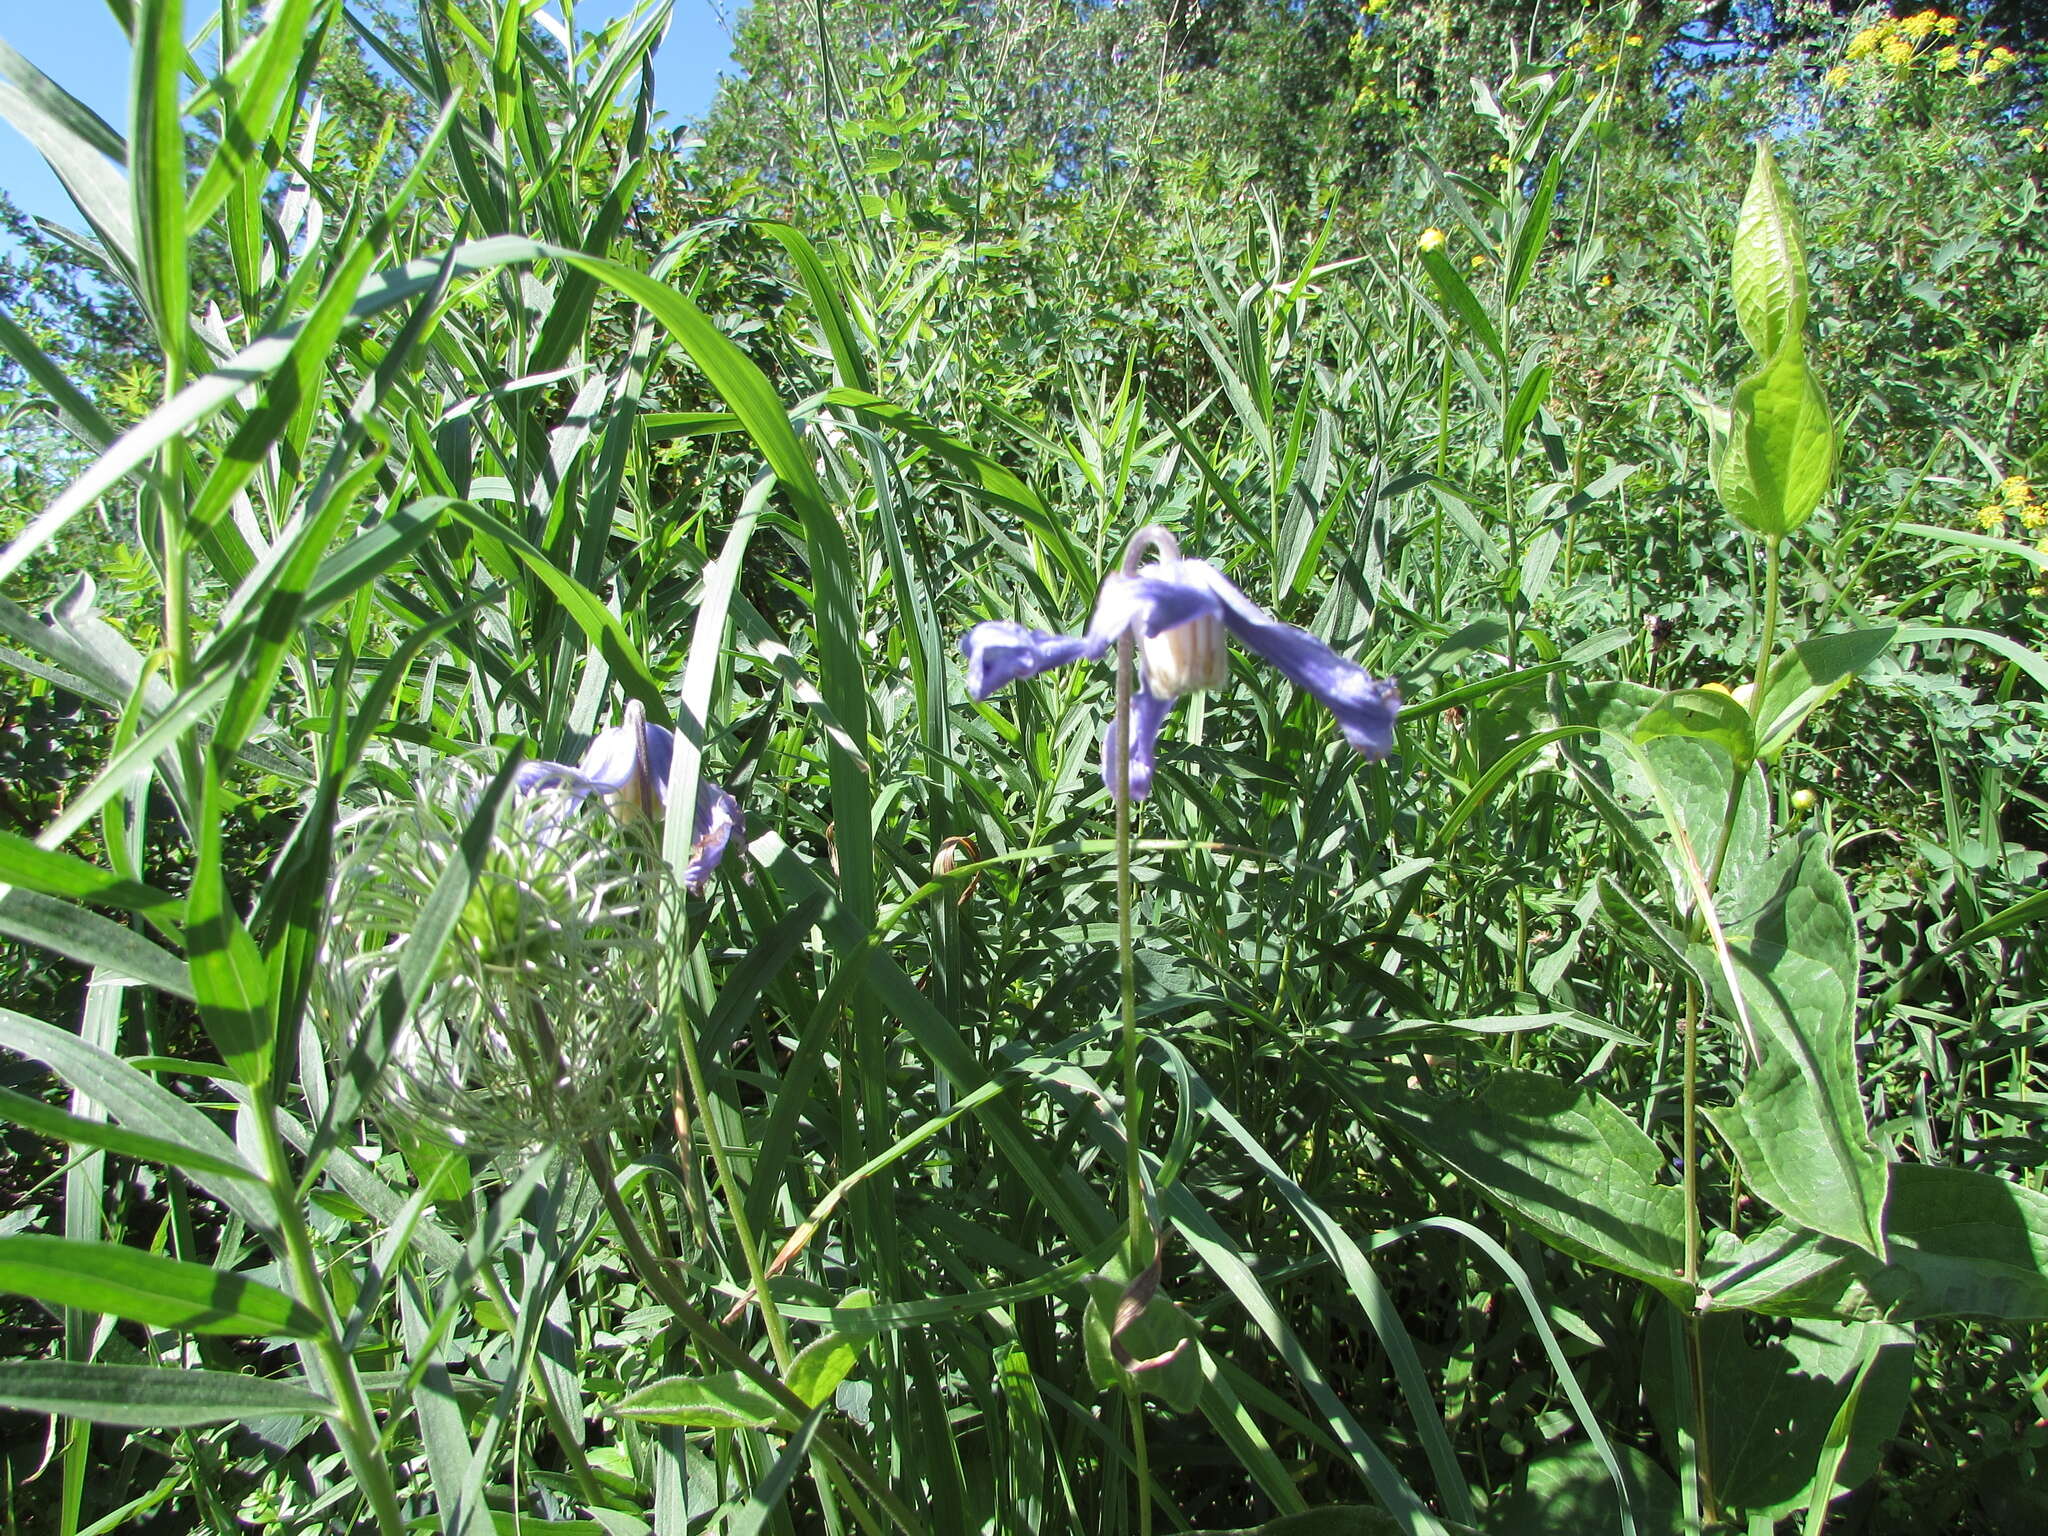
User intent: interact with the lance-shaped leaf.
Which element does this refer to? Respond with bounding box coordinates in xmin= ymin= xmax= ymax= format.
xmin=1753 ymin=627 xmax=1896 ymax=763
xmin=1731 ymin=141 xmax=1809 ymax=360
xmin=0 ymin=1361 xmax=333 ymax=1427
xmin=0 ymin=1236 xmax=321 ymax=1337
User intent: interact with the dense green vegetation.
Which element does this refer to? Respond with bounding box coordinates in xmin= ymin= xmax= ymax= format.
xmin=0 ymin=2 xmax=2043 ymax=1532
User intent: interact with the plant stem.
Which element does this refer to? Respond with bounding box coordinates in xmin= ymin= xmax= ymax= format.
xmin=1114 ymin=524 xmax=1177 ymax=1260
xmin=1678 ymin=976 xmax=1719 ymax=1525
xmin=1751 ymin=533 xmax=1784 ymax=709
xmin=252 ymin=1102 xmax=408 ymax=1536
xmin=1126 ymin=1380 xmax=1155 ymax=1536
xmin=1115 ymin=624 xmax=1146 ymax=1260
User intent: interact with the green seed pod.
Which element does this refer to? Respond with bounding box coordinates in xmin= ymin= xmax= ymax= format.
xmin=318 ymin=761 xmax=678 ymax=1152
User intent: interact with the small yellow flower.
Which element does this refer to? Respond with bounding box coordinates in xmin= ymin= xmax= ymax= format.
xmin=1847 ymin=27 xmax=1880 ymax=60
xmin=1936 ymin=14 xmax=1960 ymax=36
xmin=1936 ymin=45 xmax=1961 ymax=71
xmin=1825 ymin=64 xmax=1853 ymax=88
xmin=1986 ymin=47 xmax=2017 ymax=74
xmin=1418 ymin=227 xmax=1447 ymax=253
xmin=2021 ymin=504 xmax=2048 ymax=530
xmin=1977 ymin=504 xmax=2009 ymax=530
xmin=1626 ymin=34 xmax=1644 ymax=47
xmin=1470 ymin=253 xmax=1488 ymax=270
xmin=2002 ymin=475 xmax=2032 ymax=504
xmin=1901 ymin=10 xmax=1938 ymax=40
xmin=1882 ymin=35 xmax=1915 ymax=67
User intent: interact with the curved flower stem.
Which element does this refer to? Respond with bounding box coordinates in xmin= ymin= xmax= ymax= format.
xmin=1114 ymin=525 xmax=1177 ymax=1260
xmin=577 ymin=1139 xmax=928 ymax=1536
xmin=1114 ymin=526 xmax=1175 ymax=1536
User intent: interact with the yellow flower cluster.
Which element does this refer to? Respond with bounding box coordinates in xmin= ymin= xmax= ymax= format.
xmin=1563 ymin=29 xmax=1635 ymax=73
xmin=1849 ymin=9 xmax=1960 ymax=58
xmin=1418 ymin=227 xmax=1447 ymax=253
xmin=1837 ymin=11 xmax=2014 ymax=86
xmin=1973 ymin=475 xmax=2048 ymax=533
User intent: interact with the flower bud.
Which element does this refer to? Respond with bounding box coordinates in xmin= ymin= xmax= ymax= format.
xmin=1140 ymin=613 xmax=1229 ymax=698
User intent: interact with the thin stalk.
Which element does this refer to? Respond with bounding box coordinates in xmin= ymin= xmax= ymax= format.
xmin=676 ymin=994 xmax=793 ymax=1370
xmin=1115 ymin=625 xmax=1145 ymax=1259
xmin=1126 ymin=1380 xmax=1154 ymax=1536
xmin=1114 ymin=524 xmax=1178 ymax=1259
xmin=577 ymin=1141 xmax=929 ymax=1536
xmin=1751 ymin=534 xmax=1784 ymax=707
xmin=1112 ymin=525 xmax=1177 ymax=1536
xmin=251 ymin=1104 xmax=407 ymax=1536
xmin=1678 ymin=978 xmax=1719 ymax=1526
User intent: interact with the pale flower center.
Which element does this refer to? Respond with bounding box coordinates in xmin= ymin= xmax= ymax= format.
xmin=1141 ymin=614 xmax=1229 ymax=698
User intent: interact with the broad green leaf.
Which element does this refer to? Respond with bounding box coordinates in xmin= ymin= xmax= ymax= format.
xmin=1730 ymin=141 xmax=1809 ymax=360
xmin=131 ymin=0 xmax=190 ymax=352
xmin=0 ymin=1236 xmax=320 ymax=1337
xmin=1489 ymin=1443 xmax=1679 ymax=1536
xmin=0 ymin=1361 xmax=333 ymax=1427
xmin=1504 ymin=151 xmax=1565 ymax=306
xmin=1635 ymin=686 xmax=1755 ymax=769
xmin=756 ymin=221 xmax=873 ymax=392
xmin=784 ymin=1333 xmax=860 ymax=1409
xmin=1884 ymin=1163 xmax=2048 ymax=1322
xmin=1710 ymin=340 xmax=1837 ymax=538
xmin=606 ymin=1371 xmax=794 ymax=1432
xmin=1646 ymin=1315 xmax=1912 ymax=1520
xmin=1894 ymin=622 xmax=2048 ymax=696
xmin=1704 ymin=837 xmax=1887 ymax=1256
xmin=1374 ymin=1072 xmax=1690 ymax=1302
xmin=1754 ymin=627 xmax=1896 ymax=763
xmin=1081 ymin=1270 xmax=1204 ymax=1414
xmin=1701 ymin=1223 xmax=1893 ymax=1321
xmin=0 ymin=43 xmax=136 ymax=267
xmin=184 ymin=0 xmax=323 ymax=231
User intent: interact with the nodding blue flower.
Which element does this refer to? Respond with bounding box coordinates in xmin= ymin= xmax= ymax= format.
xmin=513 ymin=700 xmax=742 ymax=891
xmin=961 ymin=529 xmax=1400 ymax=799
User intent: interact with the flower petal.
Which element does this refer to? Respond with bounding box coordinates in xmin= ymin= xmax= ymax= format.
xmin=1185 ymin=561 xmax=1402 ymax=758
xmin=686 ymin=782 xmax=742 ymax=892
xmin=961 ymin=621 xmax=1099 ymax=698
xmin=513 ymin=758 xmax=588 ymax=797
xmin=1101 ymin=686 xmax=1177 ymax=801
xmin=1087 ymin=570 xmax=1224 ymax=648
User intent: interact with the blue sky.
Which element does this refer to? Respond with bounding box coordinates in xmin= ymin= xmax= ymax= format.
xmin=0 ymin=1 xmax=738 ymax=232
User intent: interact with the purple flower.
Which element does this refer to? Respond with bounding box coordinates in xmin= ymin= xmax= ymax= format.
xmin=961 ymin=537 xmax=1400 ymax=799
xmin=514 ymin=701 xmax=742 ymax=892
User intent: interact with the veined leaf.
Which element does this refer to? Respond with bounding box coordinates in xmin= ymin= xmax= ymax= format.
xmin=0 ymin=1361 xmax=332 ymax=1427
xmin=0 ymin=1236 xmax=320 ymax=1337
xmin=1704 ymin=837 xmax=1887 ymax=1256
xmin=1731 ymin=141 xmax=1810 ymax=361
